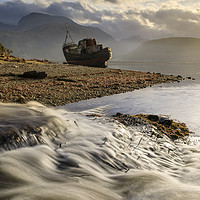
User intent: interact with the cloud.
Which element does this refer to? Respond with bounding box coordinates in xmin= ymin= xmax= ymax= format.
xmin=0 ymin=1 xmax=103 ymax=25
xmin=0 ymin=1 xmax=42 ymax=24
xmin=103 ymin=0 xmax=118 ymax=3
xmin=138 ymin=7 xmax=200 ymax=37
xmin=0 ymin=0 xmax=200 ymax=40
xmin=44 ymin=1 xmax=103 ymax=24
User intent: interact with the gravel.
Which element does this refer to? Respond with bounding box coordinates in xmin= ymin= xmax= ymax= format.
xmin=0 ymin=62 xmax=183 ymax=107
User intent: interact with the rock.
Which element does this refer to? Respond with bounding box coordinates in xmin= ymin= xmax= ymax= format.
xmin=113 ymin=113 xmax=149 ymax=126
xmin=148 ymin=115 xmax=159 ymax=122
xmin=19 ymin=71 xmax=47 ymax=79
xmin=186 ymin=77 xmax=192 ymax=79
xmin=130 ymin=113 xmax=191 ymax=140
xmin=177 ymin=75 xmax=182 ymax=79
xmin=115 ymin=112 xmax=123 ymax=117
xmin=159 ymin=117 xmax=172 ymax=126
xmin=57 ymin=78 xmax=76 ymax=82
xmin=16 ymin=95 xmax=26 ymax=103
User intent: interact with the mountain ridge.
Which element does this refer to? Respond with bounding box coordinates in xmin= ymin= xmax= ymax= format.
xmin=17 ymin=12 xmax=77 ymax=30
xmin=119 ymin=37 xmax=200 ymax=63
xmin=0 ymin=12 xmax=119 ymax=60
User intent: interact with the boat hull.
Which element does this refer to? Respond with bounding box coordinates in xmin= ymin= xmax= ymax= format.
xmin=63 ymin=46 xmax=112 ymax=68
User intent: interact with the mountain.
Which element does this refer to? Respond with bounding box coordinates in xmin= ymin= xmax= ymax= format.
xmin=0 ymin=12 xmax=119 ymax=61
xmin=17 ymin=12 xmax=77 ymax=30
xmin=119 ymin=37 xmax=200 ymax=62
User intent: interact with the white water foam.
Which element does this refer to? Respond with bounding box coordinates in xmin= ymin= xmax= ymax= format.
xmin=0 ymin=102 xmax=200 ymax=199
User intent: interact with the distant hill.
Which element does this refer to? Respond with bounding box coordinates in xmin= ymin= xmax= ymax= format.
xmin=0 ymin=13 xmax=119 ymax=60
xmin=119 ymin=37 xmax=200 ymax=62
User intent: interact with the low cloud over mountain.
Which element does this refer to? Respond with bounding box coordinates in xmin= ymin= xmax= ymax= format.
xmin=0 ymin=1 xmax=200 ymax=40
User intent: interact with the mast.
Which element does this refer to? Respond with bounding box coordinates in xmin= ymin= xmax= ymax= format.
xmin=64 ymin=24 xmax=74 ymax=45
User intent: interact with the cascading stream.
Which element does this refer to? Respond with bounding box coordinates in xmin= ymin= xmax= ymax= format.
xmin=0 ymin=101 xmax=200 ymax=199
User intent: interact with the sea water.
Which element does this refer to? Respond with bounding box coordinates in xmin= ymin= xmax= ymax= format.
xmin=109 ymin=61 xmax=200 ymax=80
xmin=1 ymin=62 xmax=200 ymax=199
xmin=64 ymin=80 xmax=200 ymax=135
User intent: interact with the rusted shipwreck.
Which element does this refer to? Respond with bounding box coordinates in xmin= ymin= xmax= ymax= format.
xmin=62 ymin=27 xmax=112 ymax=68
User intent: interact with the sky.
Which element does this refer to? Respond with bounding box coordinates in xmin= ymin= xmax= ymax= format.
xmin=0 ymin=0 xmax=200 ymax=40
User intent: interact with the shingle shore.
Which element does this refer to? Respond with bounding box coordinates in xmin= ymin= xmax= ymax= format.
xmin=0 ymin=62 xmax=182 ymax=106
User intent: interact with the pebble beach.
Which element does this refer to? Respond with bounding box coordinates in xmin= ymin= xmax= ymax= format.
xmin=0 ymin=61 xmax=183 ymax=106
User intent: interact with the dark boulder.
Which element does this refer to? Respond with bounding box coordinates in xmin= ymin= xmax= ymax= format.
xmin=159 ymin=117 xmax=172 ymax=126
xmin=115 ymin=112 xmax=123 ymax=117
xmin=148 ymin=115 xmax=159 ymax=122
xmin=19 ymin=70 xmax=47 ymax=79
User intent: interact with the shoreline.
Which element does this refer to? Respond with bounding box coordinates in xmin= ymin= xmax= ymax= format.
xmin=0 ymin=62 xmax=183 ymax=107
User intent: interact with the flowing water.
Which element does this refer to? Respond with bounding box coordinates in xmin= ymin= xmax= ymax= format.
xmin=1 ymin=62 xmax=200 ymax=199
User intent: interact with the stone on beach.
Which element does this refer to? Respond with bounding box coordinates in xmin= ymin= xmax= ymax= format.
xmin=19 ymin=70 xmax=47 ymax=79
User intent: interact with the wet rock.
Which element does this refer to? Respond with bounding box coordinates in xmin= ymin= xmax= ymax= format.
xmin=159 ymin=117 xmax=172 ymax=126
xmin=19 ymin=71 xmax=47 ymax=79
xmin=16 ymin=95 xmax=26 ymax=103
xmin=148 ymin=115 xmax=159 ymax=122
xmin=118 ymin=113 xmax=192 ymax=140
xmin=177 ymin=75 xmax=182 ymax=79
